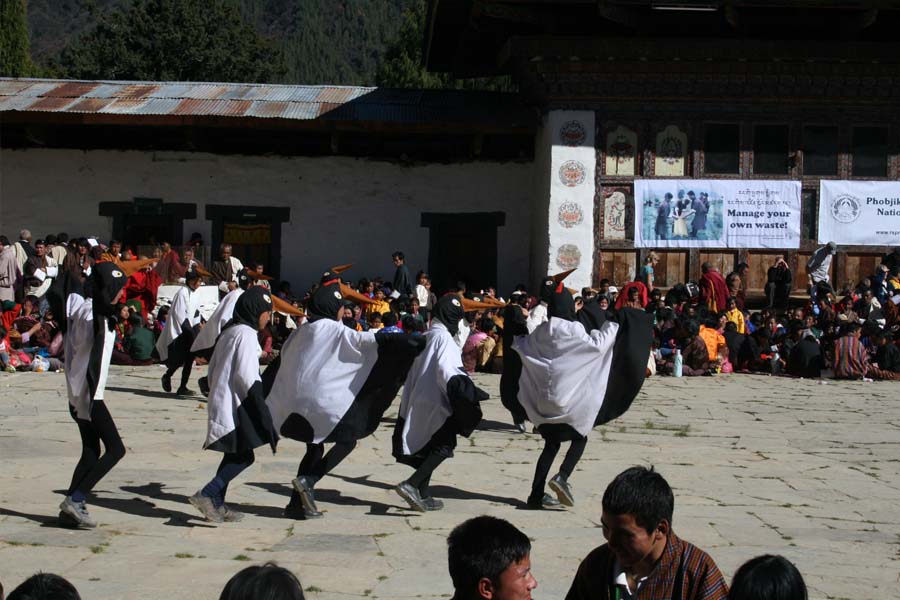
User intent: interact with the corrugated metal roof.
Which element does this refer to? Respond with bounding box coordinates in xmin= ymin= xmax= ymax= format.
xmin=0 ymin=77 xmax=535 ymax=130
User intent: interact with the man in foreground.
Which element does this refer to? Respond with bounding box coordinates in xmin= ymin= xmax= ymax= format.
xmin=448 ymin=515 xmax=537 ymax=600
xmin=566 ymin=466 xmax=727 ymax=600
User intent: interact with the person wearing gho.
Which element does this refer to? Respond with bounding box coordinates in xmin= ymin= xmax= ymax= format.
xmin=189 ymin=287 xmax=279 ymax=523
xmin=266 ymin=266 xmax=425 ymax=519
xmin=47 ymin=262 xmax=140 ymax=528
xmin=156 ymin=268 xmax=204 ymax=396
xmin=392 ymin=294 xmax=493 ymax=512
xmin=514 ymin=269 xmax=652 ymax=510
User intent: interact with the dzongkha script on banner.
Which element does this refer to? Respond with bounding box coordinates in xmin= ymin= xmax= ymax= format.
xmin=818 ymin=180 xmax=900 ymax=246
xmin=634 ymin=179 xmax=801 ymax=249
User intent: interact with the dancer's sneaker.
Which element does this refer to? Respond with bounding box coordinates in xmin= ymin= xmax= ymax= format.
xmin=291 ymin=476 xmax=320 ymax=516
xmin=525 ymin=493 xmax=561 ymax=510
xmin=161 ymin=374 xmax=172 ymax=393
xmin=422 ymin=496 xmax=444 ymax=511
xmin=549 ymin=473 xmax=575 ymax=507
xmin=58 ymin=496 xmax=97 ymax=528
xmin=189 ymin=492 xmax=224 ymax=523
xmin=217 ymin=503 xmax=245 ymax=522
xmin=395 ymin=481 xmax=427 ymax=512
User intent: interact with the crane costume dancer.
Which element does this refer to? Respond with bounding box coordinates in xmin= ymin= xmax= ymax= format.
xmin=189 ymin=287 xmax=279 ymax=523
xmin=391 ymin=294 xmax=493 ymax=512
xmin=49 ymin=262 xmax=136 ymax=527
xmin=266 ymin=267 xmax=424 ymax=519
xmin=513 ymin=270 xmax=652 ymax=510
xmin=156 ymin=268 xmax=204 ymax=396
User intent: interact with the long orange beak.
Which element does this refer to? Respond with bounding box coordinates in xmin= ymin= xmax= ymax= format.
xmin=340 ymin=283 xmax=377 ymax=305
xmin=272 ymin=295 xmax=305 ymax=317
xmin=330 ymin=263 xmax=354 ymax=274
xmin=117 ymin=258 xmax=158 ymax=277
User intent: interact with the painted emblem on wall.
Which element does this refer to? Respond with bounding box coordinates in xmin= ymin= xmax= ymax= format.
xmin=557 ymin=202 xmax=584 ymax=228
xmin=605 ymin=192 xmax=627 ymax=233
xmin=830 ymin=194 xmax=861 ymax=224
xmin=556 ymin=244 xmax=582 ymax=270
xmin=605 ymin=126 xmax=637 ymax=176
xmin=559 ymin=160 xmax=586 ymax=187
xmin=559 ymin=120 xmax=587 ymax=147
xmin=658 ymin=137 xmax=683 ymax=165
xmin=602 ymin=186 xmax=632 ymax=241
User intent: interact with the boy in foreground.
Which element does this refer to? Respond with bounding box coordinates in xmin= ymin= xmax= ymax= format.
xmin=566 ymin=466 xmax=727 ymax=600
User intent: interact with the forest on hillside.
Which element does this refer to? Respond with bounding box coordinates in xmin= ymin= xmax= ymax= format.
xmin=24 ymin=0 xmax=413 ymax=85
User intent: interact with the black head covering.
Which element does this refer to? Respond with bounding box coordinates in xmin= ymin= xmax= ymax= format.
xmin=548 ymin=289 xmax=577 ymax=321
xmin=232 ymin=286 xmax=273 ymax=330
xmin=237 ymin=268 xmax=252 ymax=290
xmin=185 ymin=268 xmax=201 ymax=285
xmin=90 ymin=261 xmax=128 ymax=318
xmin=432 ymin=294 xmax=464 ymax=336
xmin=319 ymin=269 xmax=341 ymax=284
xmin=46 ymin=269 xmax=84 ymax=334
xmin=307 ymin=282 xmax=344 ymax=321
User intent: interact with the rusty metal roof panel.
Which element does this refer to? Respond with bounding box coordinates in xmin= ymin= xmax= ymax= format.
xmin=280 ymin=102 xmax=321 ymax=120
xmin=81 ymin=83 xmax=126 ymax=98
xmin=315 ymin=87 xmax=356 ymax=104
xmin=67 ymin=97 xmax=116 ymax=113
xmin=15 ymin=81 xmax=61 ymax=97
xmin=45 ymin=82 xmax=99 ymax=98
xmin=0 ymin=80 xmax=36 ymax=96
xmin=0 ymin=94 xmax=39 ymax=111
xmin=284 ymin=87 xmax=323 ymax=102
xmin=128 ymin=97 xmax=182 ymax=114
xmin=146 ymin=83 xmax=193 ymax=99
xmin=183 ymin=85 xmax=227 ymax=100
xmin=27 ymin=96 xmax=78 ymax=111
xmin=219 ymin=86 xmax=257 ymax=100
xmin=112 ymin=84 xmax=158 ymax=99
xmin=244 ymin=100 xmax=290 ymax=119
xmin=100 ymin=97 xmax=151 ymax=114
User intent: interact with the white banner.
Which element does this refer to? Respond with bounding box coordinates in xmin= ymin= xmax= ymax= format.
xmin=634 ymin=179 xmax=801 ymax=249
xmin=819 ymin=180 xmax=900 ymax=246
xmin=546 ymin=110 xmax=596 ymax=290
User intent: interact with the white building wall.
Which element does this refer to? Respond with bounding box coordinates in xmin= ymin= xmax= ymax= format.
xmin=0 ymin=148 xmax=534 ymax=294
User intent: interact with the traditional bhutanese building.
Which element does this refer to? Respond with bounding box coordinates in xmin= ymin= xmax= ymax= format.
xmin=2 ymin=0 xmax=899 ymax=296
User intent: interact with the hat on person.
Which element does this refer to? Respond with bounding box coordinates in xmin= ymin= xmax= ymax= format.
xmin=608 ymin=285 xmax=619 ymax=294
xmin=827 ymin=241 xmax=837 ymax=253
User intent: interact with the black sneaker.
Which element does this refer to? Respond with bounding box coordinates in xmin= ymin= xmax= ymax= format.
xmin=176 ymin=386 xmax=195 ymax=397
xmin=422 ymin=496 xmax=444 ymax=511
xmin=291 ymin=476 xmax=320 ymax=516
xmin=284 ymin=501 xmax=323 ymax=520
xmin=526 ymin=493 xmax=561 ymax=510
xmin=395 ymin=481 xmax=427 ymax=512
xmin=549 ymin=473 xmax=575 ymax=507
xmin=198 ymin=376 xmax=210 ymax=397
xmin=515 ymin=421 xmax=527 ymax=434
xmin=161 ymin=374 xmax=172 ymax=393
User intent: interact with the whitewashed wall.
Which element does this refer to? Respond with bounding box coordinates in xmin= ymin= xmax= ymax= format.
xmin=0 ymin=148 xmax=534 ymax=294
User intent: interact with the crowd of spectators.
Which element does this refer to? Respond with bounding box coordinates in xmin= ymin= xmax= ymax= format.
xmin=3 ymin=228 xmax=898 ymax=386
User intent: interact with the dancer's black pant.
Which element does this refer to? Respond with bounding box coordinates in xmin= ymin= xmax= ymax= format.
xmin=287 ymin=441 xmax=357 ymax=505
xmin=529 ymin=436 xmax=587 ymax=500
xmin=406 ymin=452 xmax=447 ymax=498
xmin=68 ymin=401 xmax=126 ymax=497
xmin=164 ymin=350 xmax=194 ymax=389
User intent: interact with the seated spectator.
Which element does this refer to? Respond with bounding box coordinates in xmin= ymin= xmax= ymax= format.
xmin=698 ymin=316 xmax=726 ymax=369
xmin=722 ymin=321 xmax=745 ymax=370
xmin=728 ymin=554 xmax=807 ymax=600
xmin=124 ymin=314 xmax=155 ymax=365
xmin=8 ymin=572 xmax=81 ymax=600
xmin=461 ymin=318 xmax=490 ymax=374
xmin=869 ymin=331 xmax=900 ymax=381
xmin=448 ymin=515 xmax=537 ymax=600
xmin=566 ymin=466 xmax=727 ymax=600
xmin=832 ymin=323 xmax=868 ymax=380
xmin=367 ymin=312 xmax=383 ymax=330
xmin=0 ymin=324 xmax=15 ymax=373
xmin=787 ymin=329 xmax=824 ymax=379
xmin=662 ymin=320 xmax=713 ymax=376
xmin=219 ymin=562 xmax=305 ymax=600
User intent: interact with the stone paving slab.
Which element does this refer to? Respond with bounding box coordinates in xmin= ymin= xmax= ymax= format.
xmin=1 ymin=367 xmax=899 ymax=599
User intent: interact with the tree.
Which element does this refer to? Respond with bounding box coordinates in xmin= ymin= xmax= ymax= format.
xmin=1 ymin=0 xmax=36 ymax=77
xmin=375 ymin=0 xmax=447 ymax=89
xmin=375 ymin=0 xmax=515 ymax=91
xmin=59 ymin=0 xmax=286 ymax=83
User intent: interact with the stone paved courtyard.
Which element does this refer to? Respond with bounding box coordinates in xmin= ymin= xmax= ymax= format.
xmin=1 ymin=367 xmax=898 ymax=599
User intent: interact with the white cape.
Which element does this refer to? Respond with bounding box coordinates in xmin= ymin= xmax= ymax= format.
xmin=204 ymin=323 xmax=263 ymax=448
xmin=155 ymin=285 xmax=200 ymax=362
xmin=191 ymin=288 xmax=242 ymax=353
xmin=513 ymin=317 xmax=619 ymax=437
xmin=65 ymin=295 xmax=115 ymax=421
xmin=397 ymin=321 xmax=464 ymax=455
xmin=266 ymin=318 xmax=379 ymax=444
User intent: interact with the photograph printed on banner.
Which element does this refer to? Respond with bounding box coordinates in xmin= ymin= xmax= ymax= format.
xmin=640 ymin=185 xmax=725 ymax=243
